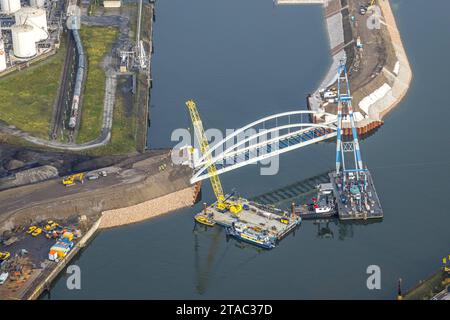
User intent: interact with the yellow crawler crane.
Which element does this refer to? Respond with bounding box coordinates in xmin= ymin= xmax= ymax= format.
xmin=185 ymin=100 xmax=242 ymax=214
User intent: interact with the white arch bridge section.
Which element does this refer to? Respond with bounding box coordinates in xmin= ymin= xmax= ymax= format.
xmin=189 ymin=110 xmax=338 ymax=184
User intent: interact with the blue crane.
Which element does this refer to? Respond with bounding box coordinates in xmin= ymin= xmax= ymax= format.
xmin=335 ymin=61 xmax=365 ymax=183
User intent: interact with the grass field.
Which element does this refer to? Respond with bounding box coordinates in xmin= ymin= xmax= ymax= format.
xmin=76 ymin=26 xmax=118 ymax=144
xmin=0 ymin=25 xmax=142 ymax=156
xmin=82 ymin=77 xmax=138 ymax=156
xmin=0 ymin=44 xmax=67 ymax=138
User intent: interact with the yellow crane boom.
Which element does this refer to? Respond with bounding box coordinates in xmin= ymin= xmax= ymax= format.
xmin=186 ymin=100 xmax=225 ymax=202
xmin=185 ymin=100 xmax=241 ymax=213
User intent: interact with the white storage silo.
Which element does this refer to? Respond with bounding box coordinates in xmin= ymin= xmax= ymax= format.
xmin=0 ymin=39 xmax=7 ymax=72
xmin=29 ymin=0 xmax=45 ymax=8
xmin=15 ymin=7 xmax=48 ymax=42
xmin=12 ymin=24 xmax=37 ymax=58
xmin=0 ymin=0 xmax=21 ymax=14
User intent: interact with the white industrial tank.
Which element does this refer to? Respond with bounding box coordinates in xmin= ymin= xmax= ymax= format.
xmin=0 ymin=39 xmax=7 ymax=72
xmin=29 ymin=0 xmax=45 ymax=8
xmin=12 ymin=24 xmax=37 ymax=58
xmin=0 ymin=0 xmax=21 ymax=14
xmin=15 ymin=7 xmax=48 ymax=42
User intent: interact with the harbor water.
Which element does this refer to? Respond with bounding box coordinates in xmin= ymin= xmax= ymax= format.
xmin=45 ymin=0 xmax=450 ymax=299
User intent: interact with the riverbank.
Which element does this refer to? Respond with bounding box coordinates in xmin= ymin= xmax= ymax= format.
xmin=22 ymin=179 xmax=200 ymax=300
xmin=402 ymin=268 xmax=450 ymax=300
xmin=374 ymin=0 xmax=412 ymax=119
xmin=293 ymin=0 xmax=412 ymax=135
xmin=0 ymin=150 xmax=201 ymax=299
xmin=0 ymin=1 xmax=165 ymax=300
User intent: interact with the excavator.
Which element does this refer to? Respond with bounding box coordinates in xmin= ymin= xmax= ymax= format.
xmin=185 ymin=100 xmax=242 ymax=223
xmin=62 ymin=173 xmax=85 ymax=186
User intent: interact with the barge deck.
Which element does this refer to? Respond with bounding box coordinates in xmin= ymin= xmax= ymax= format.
xmin=195 ymin=197 xmax=301 ymax=245
xmin=329 ymin=170 xmax=383 ymax=220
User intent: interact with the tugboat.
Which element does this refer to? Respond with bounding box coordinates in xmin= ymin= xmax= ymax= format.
xmin=225 ymin=221 xmax=276 ymax=249
xmin=194 ymin=212 xmax=216 ymax=227
xmin=295 ymin=183 xmax=337 ymax=220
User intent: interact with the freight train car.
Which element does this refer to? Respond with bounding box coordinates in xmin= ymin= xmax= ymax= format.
xmin=68 ymin=15 xmax=85 ymax=129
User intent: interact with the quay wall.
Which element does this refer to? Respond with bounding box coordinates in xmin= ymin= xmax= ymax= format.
xmin=137 ymin=3 xmax=155 ymax=152
xmin=25 ymin=217 xmax=103 ymax=300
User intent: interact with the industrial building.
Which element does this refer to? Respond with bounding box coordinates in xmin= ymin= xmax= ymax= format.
xmin=103 ymin=0 xmax=121 ymax=8
xmin=0 ymin=0 xmax=21 ymax=15
xmin=0 ymin=0 xmax=63 ymax=73
xmin=15 ymin=7 xmax=48 ymax=42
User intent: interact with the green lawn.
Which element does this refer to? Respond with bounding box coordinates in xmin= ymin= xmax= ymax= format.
xmin=76 ymin=26 xmax=118 ymax=144
xmin=0 ymin=44 xmax=67 ymax=138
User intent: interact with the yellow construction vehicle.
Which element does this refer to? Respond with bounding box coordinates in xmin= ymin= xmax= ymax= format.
xmin=0 ymin=251 xmax=10 ymax=261
xmin=44 ymin=221 xmax=59 ymax=231
xmin=31 ymin=228 xmax=42 ymax=237
xmin=62 ymin=173 xmax=85 ymax=186
xmin=443 ymin=255 xmax=450 ymax=273
xmin=26 ymin=225 xmax=37 ymax=234
xmin=185 ymin=100 xmax=242 ymax=214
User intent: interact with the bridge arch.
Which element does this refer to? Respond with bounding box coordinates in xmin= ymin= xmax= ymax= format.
xmin=190 ymin=110 xmax=337 ymax=183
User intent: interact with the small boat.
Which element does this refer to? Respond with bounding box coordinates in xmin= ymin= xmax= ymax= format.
xmin=225 ymin=222 xmax=276 ymax=249
xmin=194 ymin=213 xmax=216 ymax=227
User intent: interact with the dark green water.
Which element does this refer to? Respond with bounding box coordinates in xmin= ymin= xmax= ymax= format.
xmin=46 ymin=0 xmax=450 ymax=299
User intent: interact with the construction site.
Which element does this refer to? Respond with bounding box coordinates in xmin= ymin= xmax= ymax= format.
xmin=0 ymin=0 xmax=422 ymax=300
xmin=0 ymin=149 xmax=200 ymax=299
xmin=186 ymin=60 xmax=382 ymax=249
xmin=0 ymin=0 xmax=169 ymax=299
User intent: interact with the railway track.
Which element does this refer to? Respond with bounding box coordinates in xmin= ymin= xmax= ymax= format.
xmin=50 ymin=32 xmax=76 ymax=141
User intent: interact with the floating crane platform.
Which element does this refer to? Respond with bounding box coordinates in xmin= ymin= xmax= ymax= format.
xmin=185 ymin=99 xmax=301 ymax=249
xmin=329 ymin=170 xmax=383 ymax=220
xmin=195 ymin=196 xmax=301 ymax=248
xmin=294 ymin=62 xmax=384 ymax=221
xmin=327 ymin=61 xmax=383 ymax=221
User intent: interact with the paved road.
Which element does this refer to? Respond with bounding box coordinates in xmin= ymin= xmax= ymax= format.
xmin=0 ymin=150 xmax=191 ymax=225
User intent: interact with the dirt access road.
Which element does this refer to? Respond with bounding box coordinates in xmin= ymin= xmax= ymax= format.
xmin=0 ymin=150 xmax=193 ymax=232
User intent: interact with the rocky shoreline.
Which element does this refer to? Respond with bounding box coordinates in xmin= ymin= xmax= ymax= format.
xmin=99 ymin=183 xmax=199 ymax=229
